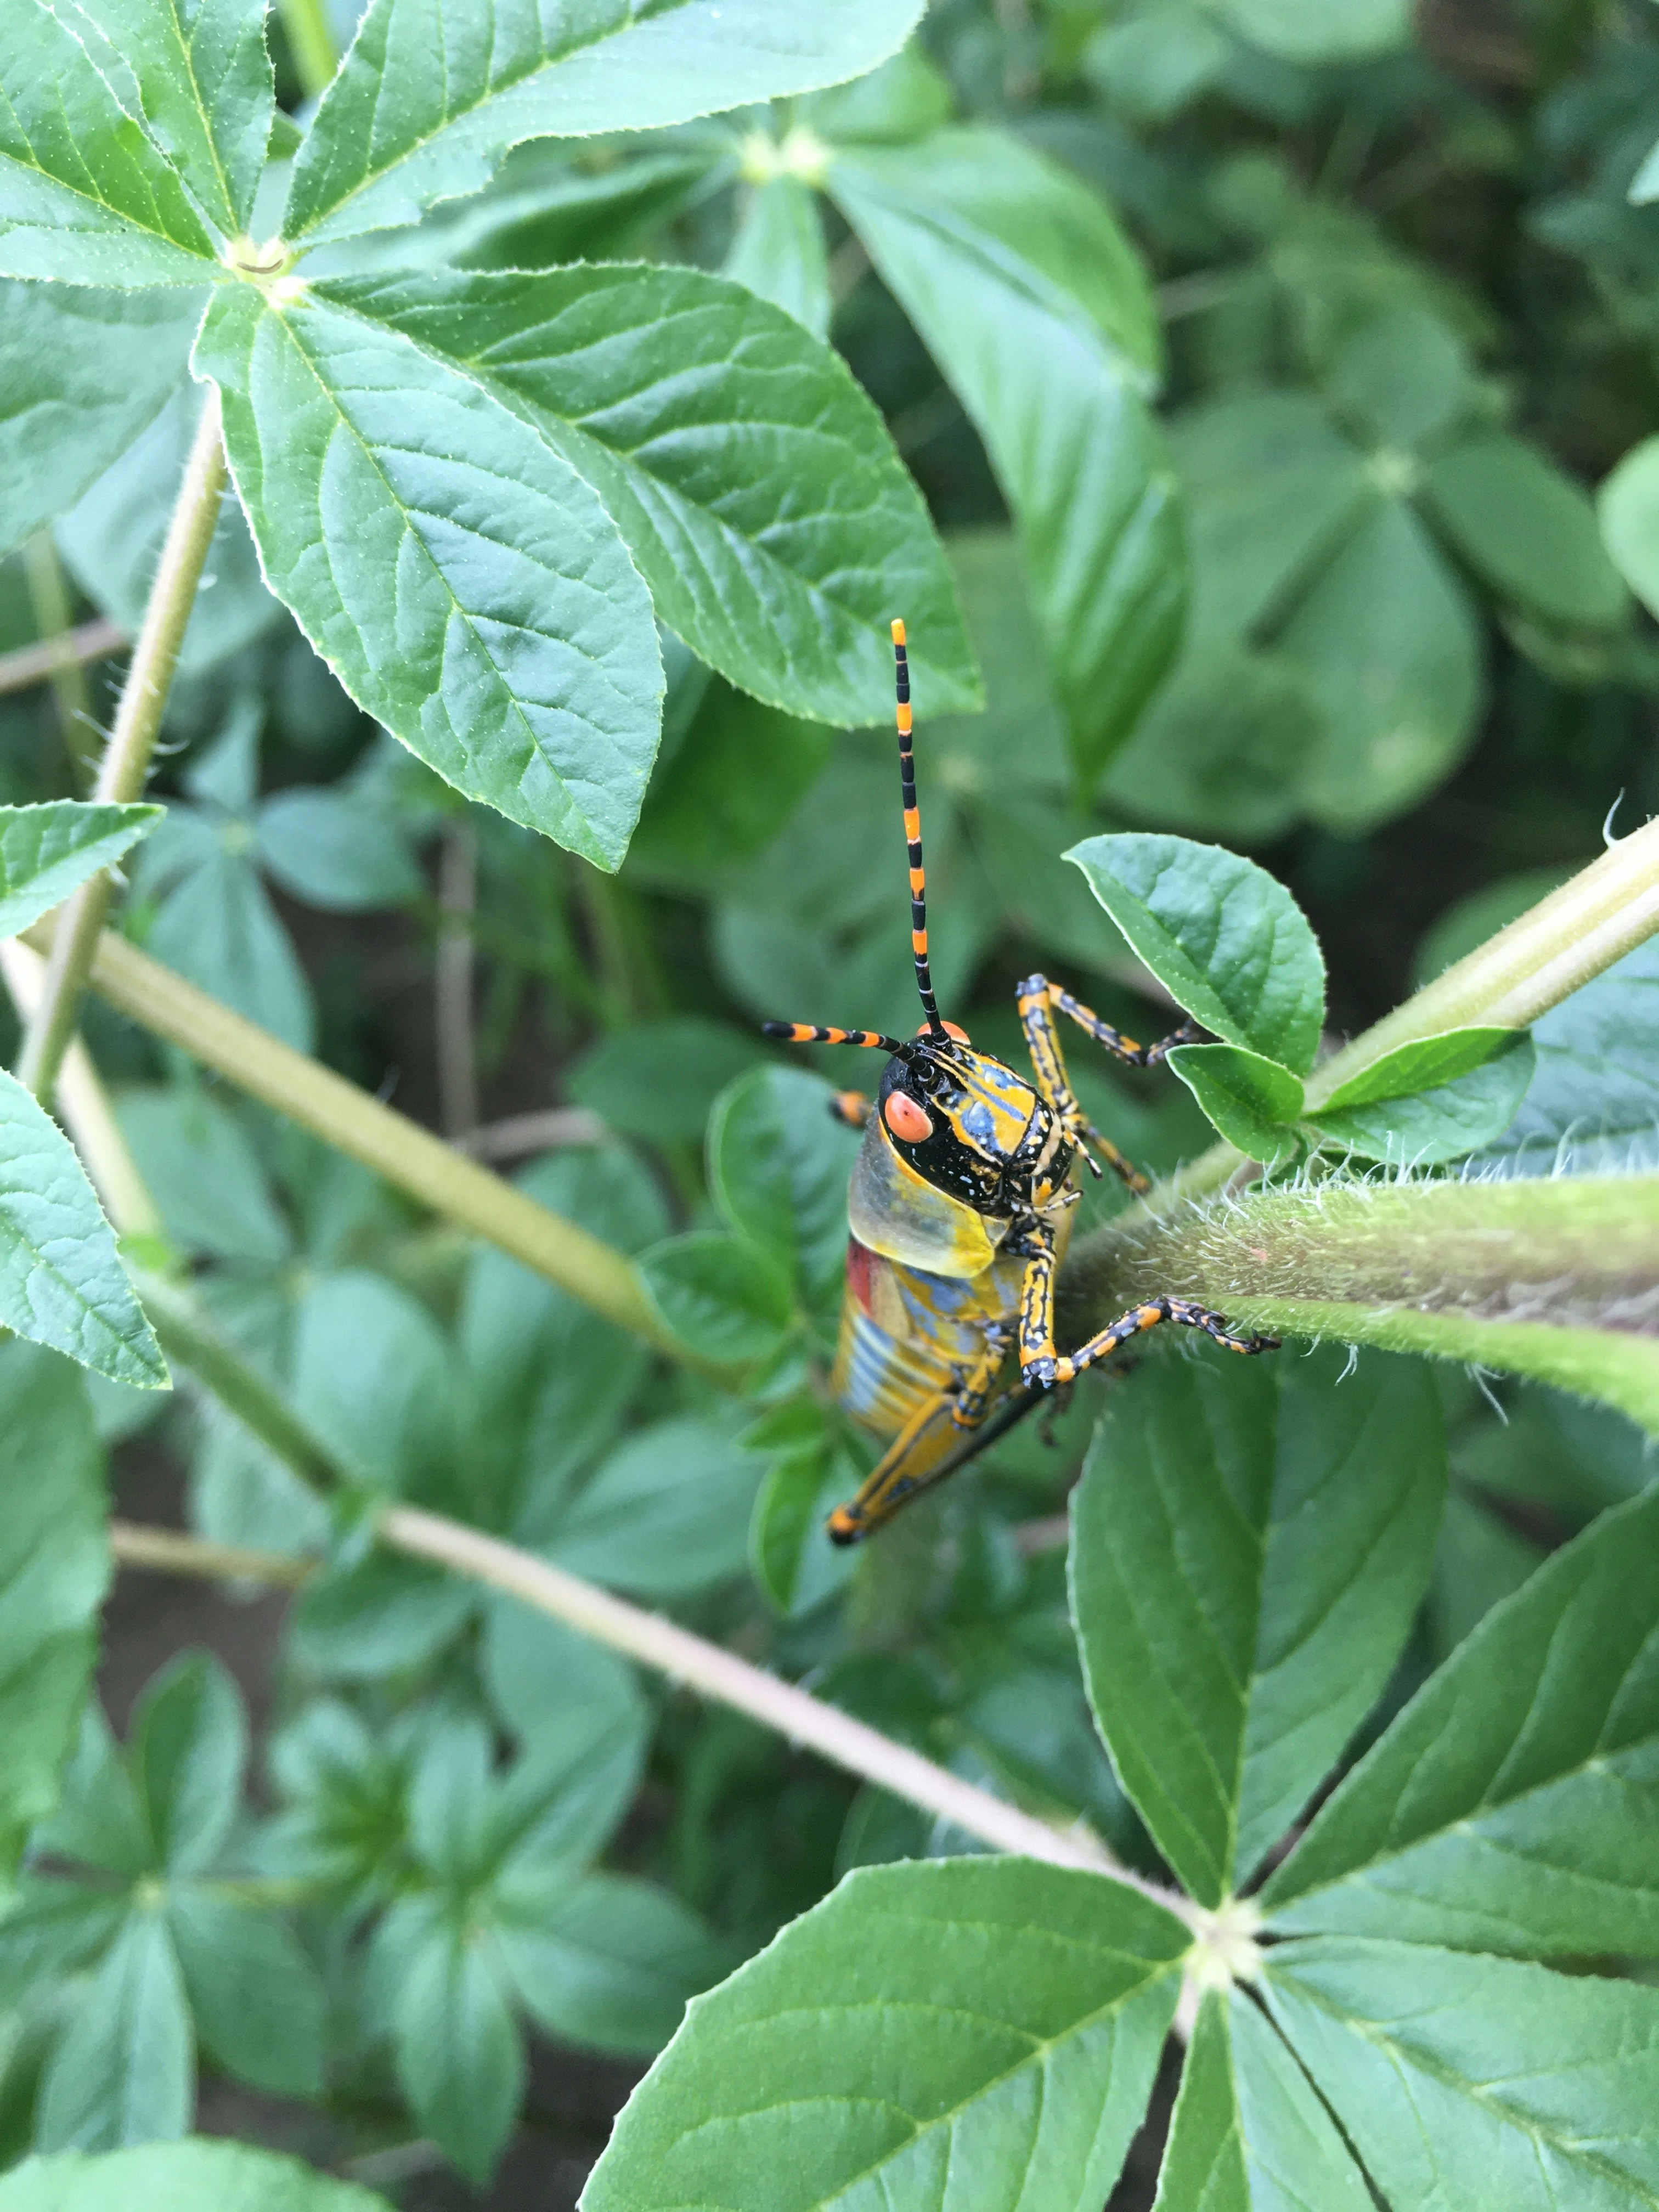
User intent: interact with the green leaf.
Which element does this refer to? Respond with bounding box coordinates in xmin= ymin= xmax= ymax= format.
xmin=1262 ymin=1938 xmax=1659 ymax=2210
xmin=115 ymin=1086 xmax=289 ymax=1266
xmin=1282 ymin=495 xmax=1483 ymax=834
xmin=314 ymin=264 xmax=977 ymax=727
xmin=1151 ymin=1989 xmax=1373 ymax=2212
xmin=392 ymin=1918 xmax=522 ymax=2185
xmin=1479 ymin=936 xmax=1659 ymax=1176
xmin=1084 ymin=5 xmax=1231 ymax=125
xmin=1165 ymin=1042 xmax=1305 ymax=1164
xmin=725 ymin=175 xmax=831 ymax=340
xmin=291 ymin=1271 xmax=453 ymax=1495
xmin=144 ymin=849 xmax=314 ymax=1053
xmin=0 ymin=1069 xmax=165 ymax=1389
xmin=1310 ymin=1030 xmax=1536 ymax=1165
xmin=1262 ymin=1480 xmax=1659 ymax=1955
xmin=636 ymin=1232 xmax=795 ymax=1366
xmin=629 ymin=681 xmax=834 ymax=890
xmin=32 ymin=1709 xmax=148 ymax=1879
xmin=480 ymin=1605 xmax=645 ymax=1864
xmin=0 ymin=285 xmax=195 ymax=557
xmin=567 ymin=1018 xmax=769 ymax=1147
xmin=748 ymin=1434 xmax=855 ymax=1617
xmin=1071 ymin=1344 xmax=1446 ymax=1904
xmin=494 ymin=1870 xmax=718 ymax=2055
xmin=803 ymin=46 xmax=955 ymax=143
xmin=1322 ymin=304 xmax=1477 ymax=453
xmin=165 ymin=1893 xmax=324 ymax=2098
xmin=1217 ymin=0 xmax=1408 ymax=63
xmin=583 ymin=1858 xmax=1188 ymax=2212
xmin=131 ymin=1654 xmax=246 ymax=1876
xmin=254 ymin=789 xmax=421 ymax=911
xmin=1065 ymin=832 xmax=1325 ymax=1073
xmin=64 ymin=0 xmax=274 ymax=238
xmin=0 ymin=805 xmax=158 ymax=943
xmin=828 ymin=128 xmax=1178 ymax=780
xmin=0 ymin=2141 xmax=394 ymax=2212
xmin=35 ymin=1912 xmax=191 ymax=2152
xmin=1600 ymin=432 xmax=1659 ymax=620
xmin=193 ymin=284 xmax=663 ymax=870
xmin=708 ymin=1066 xmax=862 ymax=1307
xmin=1423 ymin=430 xmax=1629 ymax=630
xmin=0 ymin=1346 xmax=110 ymax=1875
xmin=550 ymin=1415 xmax=766 ymax=1597
xmin=57 ymin=382 xmax=276 ymax=676
xmin=1100 ymin=643 xmax=1324 ymax=844
xmin=0 ymin=5 xmax=222 ymax=284
xmin=0 ymin=1882 xmax=125 ymax=2010
xmin=284 ymin=0 xmax=926 ymax=246
xmin=1318 ymin=1026 xmax=1524 ymax=1110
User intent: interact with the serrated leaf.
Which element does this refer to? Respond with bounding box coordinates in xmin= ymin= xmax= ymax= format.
xmin=1262 ymin=1480 xmax=1659 ymax=1955
xmin=61 ymin=0 xmax=274 ymax=238
xmin=0 ymin=4 xmax=223 ymax=284
xmin=1072 ymin=1344 xmax=1445 ymax=1903
xmin=1479 ymin=936 xmax=1659 ymax=1176
xmin=1151 ymin=1989 xmax=1373 ymax=2212
xmin=724 ymin=174 xmax=831 ymax=338
xmin=284 ymin=0 xmax=926 ymax=246
xmin=194 ymin=284 xmax=663 ymax=869
xmin=0 ymin=284 xmax=195 ymax=556
xmin=0 ymin=1346 xmax=110 ymax=1876
xmin=131 ymin=1654 xmax=246 ymax=1876
xmin=312 ymin=264 xmax=977 ymax=727
xmin=549 ymin=1415 xmax=765 ymax=1597
xmin=0 ymin=1070 xmax=165 ymax=1388
xmin=392 ymin=1920 xmax=522 ymax=2185
xmin=1165 ymin=1041 xmax=1304 ymax=1164
xmin=493 ymin=1870 xmax=718 ymax=2055
xmin=35 ymin=1911 xmax=192 ymax=2152
xmin=1262 ymin=1938 xmax=1659 ymax=2211
xmin=708 ymin=1065 xmax=861 ymax=1307
xmin=166 ymin=1892 xmax=324 ymax=2098
xmin=583 ymin=1858 xmax=1188 ymax=2212
xmin=1310 ymin=1030 xmax=1536 ymax=1165
xmin=0 ymin=2141 xmax=396 ymax=2212
xmin=1424 ymin=430 xmax=1629 ymax=630
xmin=1066 ymin=832 xmax=1325 ymax=1073
xmin=829 ymin=128 xmax=1179 ymax=781
xmin=636 ymin=1232 xmax=794 ymax=1365
xmin=0 ymin=805 xmax=158 ymax=943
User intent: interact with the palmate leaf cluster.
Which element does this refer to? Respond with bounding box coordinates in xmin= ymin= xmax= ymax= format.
xmin=0 ymin=0 xmax=1658 ymax=2207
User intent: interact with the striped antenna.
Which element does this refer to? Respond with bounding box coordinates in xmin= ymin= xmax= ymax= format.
xmin=892 ymin=619 xmax=945 ymax=1036
xmin=761 ymin=1022 xmax=913 ymax=1055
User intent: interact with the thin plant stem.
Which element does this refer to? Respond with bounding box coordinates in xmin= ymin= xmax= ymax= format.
xmin=16 ymin=390 xmax=227 ymax=1105
xmin=276 ymin=0 xmax=338 ymax=97
xmin=0 ymin=617 xmax=124 ymax=702
xmin=436 ymin=817 xmax=479 ymax=1138
xmin=22 ymin=534 xmax=98 ymax=780
xmin=110 ymin=1519 xmax=314 ymax=1587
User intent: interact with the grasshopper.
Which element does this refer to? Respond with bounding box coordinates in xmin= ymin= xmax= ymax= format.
xmin=764 ymin=621 xmax=1277 ymax=1543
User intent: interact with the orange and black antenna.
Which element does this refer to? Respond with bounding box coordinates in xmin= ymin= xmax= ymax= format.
xmin=892 ymin=619 xmax=945 ymax=1037
xmin=760 ymin=1022 xmax=913 ymax=1053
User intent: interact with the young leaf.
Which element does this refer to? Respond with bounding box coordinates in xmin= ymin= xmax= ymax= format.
xmin=1164 ymin=1041 xmax=1305 ymax=1164
xmin=1262 ymin=1938 xmax=1659 ymax=2211
xmin=1423 ymin=430 xmax=1629 ymax=630
xmin=583 ymin=1859 xmax=1188 ymax=2212
xmin=481 ymin=1606 xmax=645 ymax=1865
xmin=0 ymin=5 xmax=223 ymax=284
xmin=830 ymin=129 xmax=1178 ymax=781
xmin=1071 ymin=1344 xmax=1446 ymax=1904
xmin=0 ymin=804 xmax=159 ymax=945
xmin=493 ymin=1869 xmax=718 ymax=2055
xmin=392 ymin=1919 xmax=523 ymax=2185
xmin=1309 ymin=1031 xmax=1535 ymax=1165
xmin=0 ymin=1346 xmax=110 ymax=1875
xmin=550 ymin=1415 xmax=766 ymax=1597
xmin=0 ymin=285 xmax=195 ymax=557
xmin=1599 ymin=431 xmax=1659 ymax=622
xmin=166 ymin=1893 xmax=325 ymax=2098
xmin=131 ymin=1654 xmax=246 ymax=1876
xmin=709 ymin=1065 xmax=862 ymax=1307
xmin=1151 ymin=1989 xmax=1372 ymax=2212
xmin=310 ymin=265 xmax=979 ymax=726
xmin=1262 ymin=1481 xmax=1659 ymax=1956
xmin=35 ymin=1912 xmax=193 ymax=2152
xmin=283 ymin=0 xmax=927 ymax=246
xmin=636 ymin=1232 xmax=795 ymax=1365
xmin=0 ymin=2141 xmax=395 ymax=2211
xmin=1066 ymin=832 xmax=1325 ymax=1073
xmin=1317 ymin=1025 xmax=1524 ymax=1109
xmin=0 ymin=1070 xmax=165 ymax=1389
xmin=63 ymin=0 xmax=275 ymax=240
xmin=193 ymin=286 xmax=664 ymax=871
xmin=724 ymin=175 xmax=832 ymax=338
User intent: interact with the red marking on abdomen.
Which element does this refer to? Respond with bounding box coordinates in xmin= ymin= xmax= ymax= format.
xmin=847 ymin=1236 xmax=874 ymax=1314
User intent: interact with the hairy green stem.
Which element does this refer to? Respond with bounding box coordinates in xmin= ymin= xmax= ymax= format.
xmin=276 ymin=0 xmax=338 ymax=97
xmin=1061 ymin=1173 xmax=1659 ymax=1429
xmin=16 ymin=391 xmax=226 ymax=1104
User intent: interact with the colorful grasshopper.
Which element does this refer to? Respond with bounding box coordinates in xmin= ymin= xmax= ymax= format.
xmin=764 ymin=620 xmax=1277 ymax=1544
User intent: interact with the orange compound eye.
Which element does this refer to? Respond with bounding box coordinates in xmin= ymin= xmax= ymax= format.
xmin=883 ymin=1092 xmax=934 ymax=1143
xmin=916 ymin=1020 xmax=970 ymax=1042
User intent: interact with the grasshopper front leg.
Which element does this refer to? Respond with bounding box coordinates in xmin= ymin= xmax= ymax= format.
xmin=1015 ymin=1221 xmax=1278 ymax=1390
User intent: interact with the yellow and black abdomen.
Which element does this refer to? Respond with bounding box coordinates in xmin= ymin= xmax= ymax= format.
xmin=831 ymin=1235 xmax=1026 ymax=1440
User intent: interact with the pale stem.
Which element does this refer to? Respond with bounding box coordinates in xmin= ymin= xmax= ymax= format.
xmin=275 ymin=0 xmax=338 ymax=96
xmin=459 ymin=1106 xmax=608 ymax=1161
xmin=110 ymin=1519 xmax=313 ymax=1587
xmin=436 ymin=818 xmax=479 ymax=1139
xmin=16 ymin=390 xmax=227 ymax=1104
xmin=0 ymin=617 xmax=125 ymax=703
xmin=22 ymin=534 xmax=97 ymax=778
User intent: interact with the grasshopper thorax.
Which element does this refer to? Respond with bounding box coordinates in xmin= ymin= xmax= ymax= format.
xmin=876 ymin=1036 xmax=1071 ymax=1220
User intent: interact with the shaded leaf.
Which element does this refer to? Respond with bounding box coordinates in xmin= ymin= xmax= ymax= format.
xmin=1424 ymin=430 xmax=1629 ymax=630
xmin=567 ymin=1019 xmax=769 ymax=1147
xmin=392 ymin=1921 xmax=522 ymax=2185
xmin=0 ymin=805 xmax=158 ymax=944
xmin=115 ymin=1086 xmax=289 ymax=1266
xmin=494 ymin=1870 xmax=718 ymax=2055
xmin=725 ymin=174 xmax=831 ymax=338
xmin=144 ymin=849 xmax=314 ymax=1053
xmin=0 ymin=2141 xmax=394 ymax=2211
xmin=131 ymin=1654 xmax=246 ymax=1876
xmin=1479 ymin=935 xmax=1659 ymax=1176
xmin=550 ymin=1416 xmax=765 ymax=1597
xmin=35 ymin=1914 xmax=191 ymax=2152
xmin=708 ymin=1065 xmax=861 ymax=1307
xmin=636 ymin=1233 xmax=794 ymax=1366
xmin=1310 ymin=1031 xmax=1536 ymax=1165
xmin=255 ymin=790 xmax=421 ymax=911
xmin=166 ymin=1893 xmax=324 ymax=2098
xmin=1600 ymin=431 xmax=1659 ymax=621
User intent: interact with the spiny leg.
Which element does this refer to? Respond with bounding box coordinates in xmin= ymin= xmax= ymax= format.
xmin=1017 ymin=974 xmax=1188 ymax=1194
xmin=1015 ymin=1226 xmax=1277 ymax=1389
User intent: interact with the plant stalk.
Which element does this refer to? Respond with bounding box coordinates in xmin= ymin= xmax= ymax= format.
xmin=436 ymin=818 xmax=479 ymax=1138
xmin=110 ymin=1519 xmax=314 ymax=1587
xmin=276 ymin=0 xmax=338 ymax=97
xmin=22 ymin=534 xmax=97 ymax=779
xmin=0 ymin=617 xmax=125 ymax=703
xmin=16 ymin=390 xmax=227 ymax=1105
